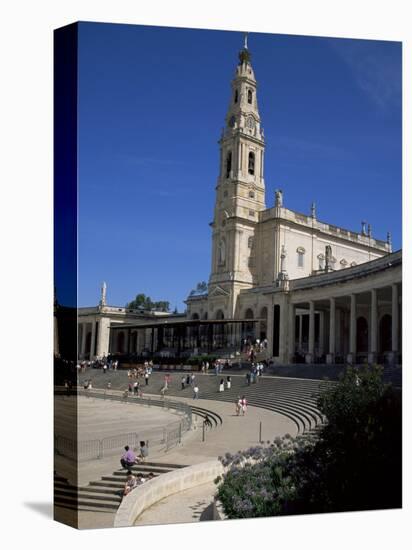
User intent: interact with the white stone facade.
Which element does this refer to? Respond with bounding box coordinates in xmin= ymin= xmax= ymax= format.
xmin=185 ymin=43 xmax=400 ymax=364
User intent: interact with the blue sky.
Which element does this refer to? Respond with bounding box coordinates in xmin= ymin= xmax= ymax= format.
xmin=78 ymin=22 xmax=402 ymax=310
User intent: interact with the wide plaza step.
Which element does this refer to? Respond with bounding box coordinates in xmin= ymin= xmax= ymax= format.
xmin=54 ymin=461 xmax=188 ymax=515
xmin=78 ymin=369 xmax=331 ymax=433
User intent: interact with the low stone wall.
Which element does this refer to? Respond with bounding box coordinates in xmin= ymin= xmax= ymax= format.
xmin=114 ymin=459 xmax=224 ymax=527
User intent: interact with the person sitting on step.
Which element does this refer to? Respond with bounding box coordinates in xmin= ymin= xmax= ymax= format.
xmin=123 ymin=471 xmax=137 ymax=497
xmin=138 ymin=441 xmax=148 ymax=462
xmin=120 ymin=445 xmax=137 ymax=469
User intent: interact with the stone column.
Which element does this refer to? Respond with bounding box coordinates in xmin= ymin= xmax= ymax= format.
xmin=96 ymin=317 xmax=110 ymax=357
xmin=369 ymin=288 xmax=378 ymax=363
xmin=298 ymin=314 xmax=303 ymax=351
xmin=391 ymin=283 xmax=399 ymax=355
xmin=90 ymin=319 xmax=96 ymax=359
xmin=306 ymin=301 xmax=315 ymax=363
xmin=348 ymin=294 xmax=356 ymax=364
xmin=288 ymin=303 xmax=296 ymax=361
xmin=327 ymin=297 xmax=336 ymax=364
xmin=318 ymin=311 xmax=325 ymax=358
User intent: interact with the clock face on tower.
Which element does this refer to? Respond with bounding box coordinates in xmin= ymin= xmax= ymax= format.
xmin=246 ymin=116 xmax=255 ymax=129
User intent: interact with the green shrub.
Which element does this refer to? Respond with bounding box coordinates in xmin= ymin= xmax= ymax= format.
xmin=216 ymin=365 xmax=402 ymax=517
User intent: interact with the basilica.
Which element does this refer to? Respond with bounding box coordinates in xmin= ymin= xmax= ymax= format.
xmin=76 ymin=40 xmax=402 ymax=366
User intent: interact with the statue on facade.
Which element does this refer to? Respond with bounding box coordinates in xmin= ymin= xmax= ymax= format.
xmin=311 ymin=201 xmax=316 ymax=219
xmin=387 ymin=232 xmax=392 ymax=252
xmin=100 ymin=281 xmax=107 ymax=306
xmin=275 ymin=189 xmax=283 ymax=208
xmin=325 ymin=245 xmax=332 ymax=272
xmin=280 ymin=244 xmax=287 ymax=273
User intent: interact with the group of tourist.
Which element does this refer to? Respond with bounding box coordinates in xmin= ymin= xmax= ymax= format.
xmin=235 ymin=396 xmax=248 ymax=416
xmin=123 ymin=470 xmax=155 ymax=497
xmin=128 ymin=362 xmax=153 ymax=383
xmin=120 ymin=443 xmax=148 ymax=468
xmin=180 ymin=373 xmax=196 ymax=389
xmin=218 ymin=376 xmax=232 ymax=392
xmin=76 ymin=357 xmax=119 ymax=372
xmin=128 ymin=380 xmax=143 ymax=397
xmin=245 ymin=362 xmax=265 ymax=385
xmin=242 ymin=337 xmax=268 ymax=362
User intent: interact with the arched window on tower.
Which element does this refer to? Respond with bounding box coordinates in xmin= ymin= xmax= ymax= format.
xmin=225 ymin=151 xmax=232 ymax=179
xmin=248 ymin=152 xmax=255 ymax=175
xmin=247 ymin=89 xmax=253 ymax=104
xmin=234 ymin=89 xmax=238 ymax=103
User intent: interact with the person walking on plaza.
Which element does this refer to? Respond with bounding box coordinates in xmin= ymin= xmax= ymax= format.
xmin=181 ymin=375 xmax=186 ymax=390
xmin=219 ymin=378 xmax=224 ymax=392
xmin=120 ymin=446 xmax=136 ymax=469
xmin=246 ymin=372 xmax=251 ymax=386
xmin=226 ymin=375 xmax=231 ymax=390
xmin=190 ymin=373 xmax=195 ymax=386
xmin=144 ymin=371 xmax=149 ymax=385
xmin=241 ymin=396 xmax=248 ymax=416
xmin=236 ymin=396 xmax=242 ymax=416
xmin=193 ymin=384 xmax=199 ymax=399
xmin=203 ymin=414 xmax=212 ymax=430
xmin=186 ymin=373 xmax=191 ymax=386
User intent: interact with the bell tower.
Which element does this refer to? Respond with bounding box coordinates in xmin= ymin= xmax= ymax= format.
xmin=209 ymin=35 xmax=266 ymax=317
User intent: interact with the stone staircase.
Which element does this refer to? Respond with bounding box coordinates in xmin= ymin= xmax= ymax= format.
xmin=80 ymin=370 xmax=331 ymax=434
xmin=54 ymin=461 xmax=188 ymax=513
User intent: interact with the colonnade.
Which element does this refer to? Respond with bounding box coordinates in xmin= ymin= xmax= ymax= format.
xmin=285 ymin=283 xmax=401 ymax=365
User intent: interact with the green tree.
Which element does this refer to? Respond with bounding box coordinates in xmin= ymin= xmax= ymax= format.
xmin=293 ymin=365 xmax=402 ymax=513
xmin=126 ymin=294 xmax=169 ymax=311
xmin=189 ymin=281 xmax=208 ymax=296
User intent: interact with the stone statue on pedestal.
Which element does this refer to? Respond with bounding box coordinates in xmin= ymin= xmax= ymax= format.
xmin=100 ymin=281 xmax=107 ymax=306
xmin=325 ymin=245 xmax=332 ymax=272
xmin=275 ymin=189 xmax=283 ymax=208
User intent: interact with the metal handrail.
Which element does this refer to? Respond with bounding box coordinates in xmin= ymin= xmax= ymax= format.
xmin=54 ymin=387 xmax=192 ymax=461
